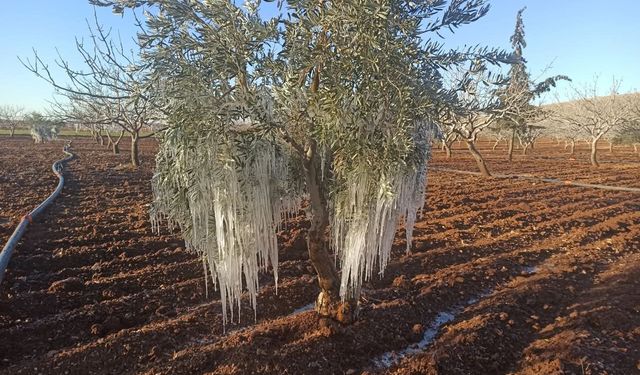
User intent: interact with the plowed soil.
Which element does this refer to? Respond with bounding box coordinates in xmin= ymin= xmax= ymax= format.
xmin=0 ymin=136 xmax=638 ymax=375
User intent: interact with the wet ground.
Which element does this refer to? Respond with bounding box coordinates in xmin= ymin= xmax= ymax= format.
xmin=0 ymin=136 xmax=638 ymax=374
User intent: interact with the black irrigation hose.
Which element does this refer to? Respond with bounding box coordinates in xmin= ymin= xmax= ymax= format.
xmin=0 ymin=144 xmax=74 ymax=284
xmin=432 ymin=167 xmax=640 ymax=193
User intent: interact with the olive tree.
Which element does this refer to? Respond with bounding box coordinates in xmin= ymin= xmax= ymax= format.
xmin=92 ymin=0 xmax=512 ymax=326
xmin=516 ymin=124 xmax=544 ymax=155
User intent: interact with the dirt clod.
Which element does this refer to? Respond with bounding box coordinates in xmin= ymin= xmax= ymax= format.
xmin=48 ymin=277 xmax=83 ymax=293
xmin=90 ymin=324 xmax=103 ymax=336
xmin=392 ymin=275 xmax=410 ymax=289
xmin=102 ymin=316 xmax=122 ymax=333
xmin=407 ymin=323 xmax=424 ymax=342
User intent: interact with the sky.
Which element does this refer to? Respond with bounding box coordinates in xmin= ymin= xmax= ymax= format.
xmin=0 ymin=0 xmax=638 ymax=112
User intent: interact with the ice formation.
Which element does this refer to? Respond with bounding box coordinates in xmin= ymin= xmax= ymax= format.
xmin=152 ymin=117 xmax=434 ymax=323
xmin=151 ymin=132 xmax=303 ymax=326
xmin=30 ymin=124 xmax=57 ymax=144
xmin=332 ymin=122 xmax=433 ymax=300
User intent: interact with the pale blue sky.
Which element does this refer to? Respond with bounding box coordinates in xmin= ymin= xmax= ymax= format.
xmin=0 ymin=1 xmax=638 ymax=111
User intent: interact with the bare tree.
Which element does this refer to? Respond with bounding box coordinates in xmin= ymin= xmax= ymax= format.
xmin=439 ymin=63 xmax=513 ymax=177
xmin=0 ymin=105 xmax=25 ymax=137
xmin=434 ymin=107 xmax=459 ymax=158
xmin=487 ymin=126 xmax=508 ymax=151
xmin=50 ymin=94 xmax=128 ymax=155
xmin=614 ymin=93 xmax=640 ymax=156
xmin=21 ymin=14 xmax=160 ymax=167
xmin=555 ymin=79 xmax=629 ymax=167
xmin=516 ymin=124 xmax=544 ymax=155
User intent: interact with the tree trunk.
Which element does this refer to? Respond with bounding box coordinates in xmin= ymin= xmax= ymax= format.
xmin=98 ymin=129 xmax=105 ymax=146
xmin=466 ymin=140 xmax=491 ymax=177
xmin=130 ymin=134 xmax=140 ymax=167
xmin=112 ymin=131 xmax=124 ymax=155
xmin=634 ymin=143 xmax=639 ymax=154
xmin=590 ymin=138 xmax=600 ymax=168
xmin=608 ymin=141 xmax=613 ymax=154
xmin=492 ymin=140 xmax=499 ymax=151
xmin=522 ymin=144 xmax=529 ymax=155
xmin=105 ymin=131 xmax=114 ymax=149
xmin=305 ymin=145 xmax=357 ymax=324
xmin=569 ymin=140 xmax=575 ymax=156
xmin=10 ymin=126 xmax=15 ymax=137
xmin=507 ymin=129 xmax=515 ymax=162
xmin=444 ymin=143 xmax=452 ymax=158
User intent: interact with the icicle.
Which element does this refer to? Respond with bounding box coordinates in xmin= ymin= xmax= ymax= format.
xmin=151 ymin=130 xmax=304 ymax=327
xmin=331 ymin=121 xmax=434 ymax=301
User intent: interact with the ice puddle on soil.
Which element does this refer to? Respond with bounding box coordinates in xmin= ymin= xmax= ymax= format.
xmin=291 ymin=302 xmax=315 ymax=315
xmin=371 ymin=264 xmax=539 ymax=369
xmin=371 ymin=290 xmax=492 ymax=369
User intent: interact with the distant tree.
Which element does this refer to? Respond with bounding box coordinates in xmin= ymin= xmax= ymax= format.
xmin=516 ymin=124 xmax=544 ymax=155
xmin=25 ymin=111 xmax=59 ymax=143
xmin=440 ymin=62 xmax=512 ymax=177
xmin=21 ymin=15 xmax=161 ymax=167
xmin=434 ymin=106 xmax=459 ymax=158
xmin=0 ymin=105 xmax=25 ymax=137
xmin=501 ymin=8 xmax=529 ymax=162
xmin=487 ymin=126 xmax=508 ymax=151
xmin=556 ymin=79 xmax=629 ymax=167
xmin=614 ymin=93 xmax=640 ymax=155
xmin=498 ymin=8 xmax=568 ymax=161
xmin=50 ymin=93 xmax=126 ymax=154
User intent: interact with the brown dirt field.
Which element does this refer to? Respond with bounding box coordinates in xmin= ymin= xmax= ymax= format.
xmin=0 ymin=137 xmax=61 ymax=245
xmin=0 ymin=136 xmax=638 ymax=375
